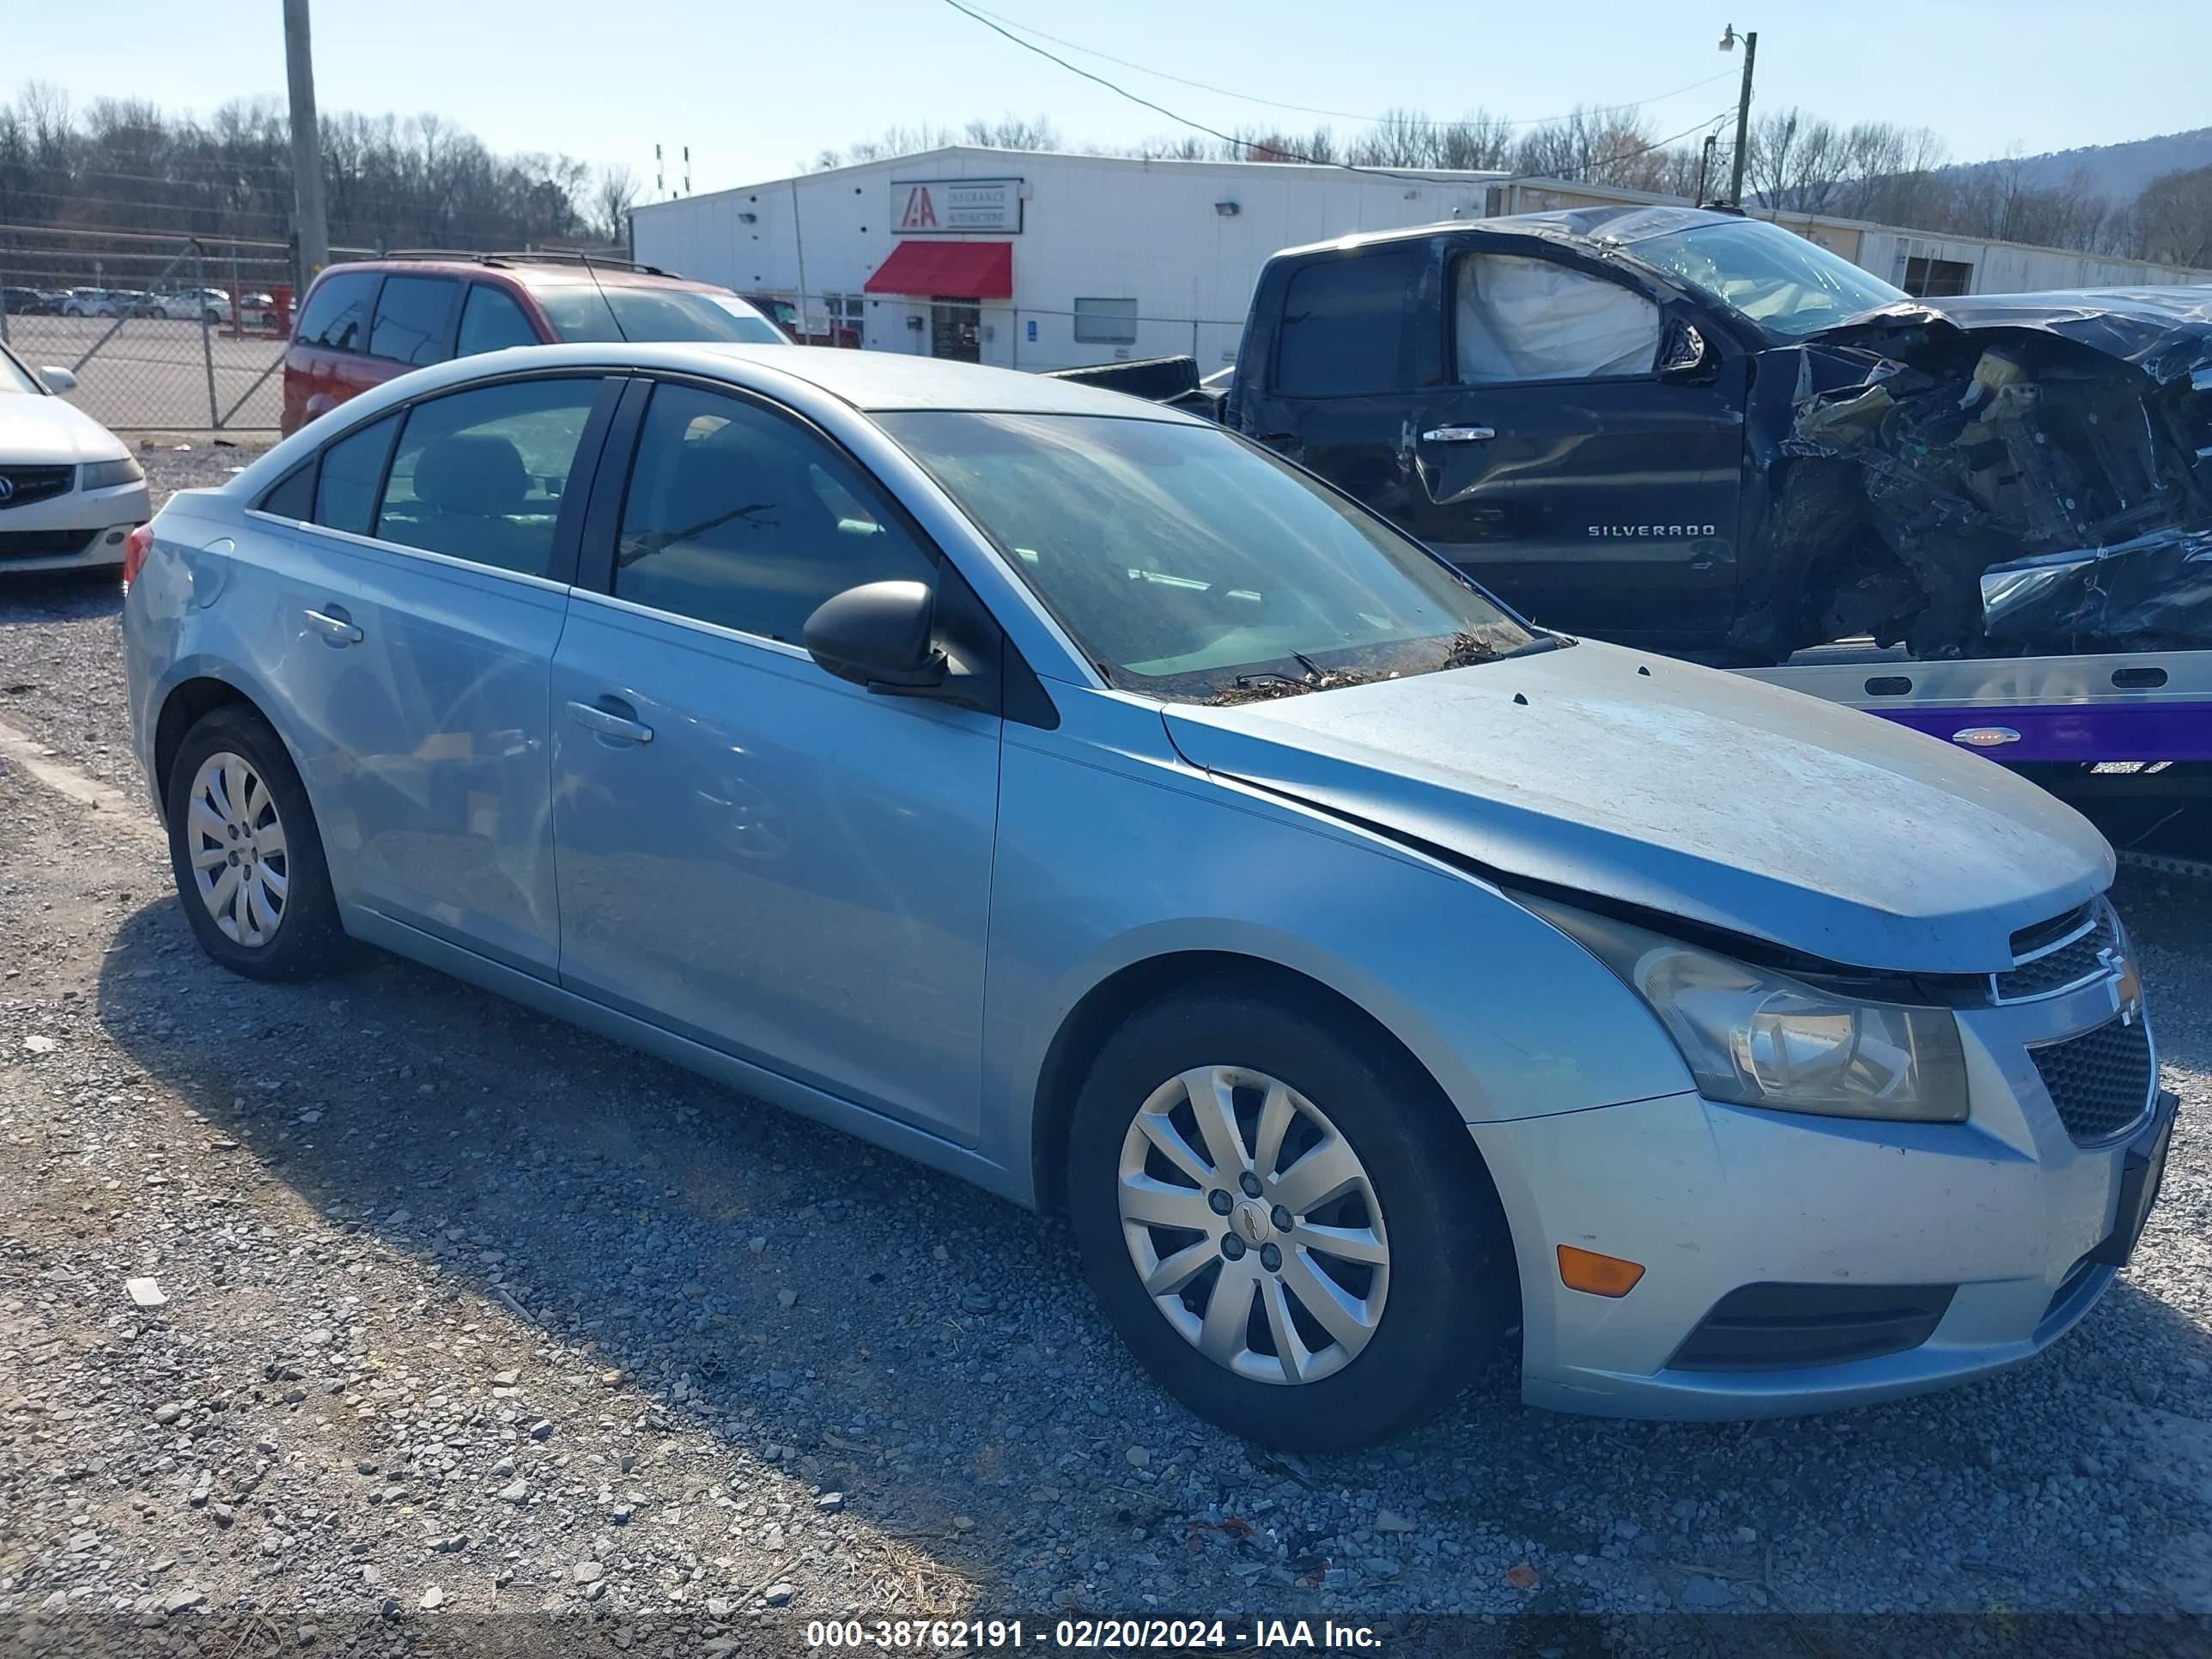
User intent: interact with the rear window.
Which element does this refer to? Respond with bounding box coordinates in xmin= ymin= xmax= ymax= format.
xmin=1273 ymin=251 xmax=1421 ymax=398
xmin=535 ymin=286 xmax=785 ymax=344
xmin=369 ymin=276 xmax=459 ymax=366
xmin=294 ymin=270 xmax=380 ymax=352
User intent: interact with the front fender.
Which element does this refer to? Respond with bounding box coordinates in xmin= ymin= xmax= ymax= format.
xmin=980 ymin=690 xmax=1694 ymax=1205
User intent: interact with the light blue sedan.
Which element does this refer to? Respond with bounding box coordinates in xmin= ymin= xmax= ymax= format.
xmin=122 ymin=343 xmax=2173 ymax=1447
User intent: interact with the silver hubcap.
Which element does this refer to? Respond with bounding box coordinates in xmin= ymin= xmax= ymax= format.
xmin=1117 ymin=1065 xmax=1389 ymax=1386
xmin=185 ymin=752 xmax=289 ymax=948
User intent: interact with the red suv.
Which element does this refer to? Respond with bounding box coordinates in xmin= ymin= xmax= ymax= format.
xmin=280 ymin=253 xmax=787 ymax=434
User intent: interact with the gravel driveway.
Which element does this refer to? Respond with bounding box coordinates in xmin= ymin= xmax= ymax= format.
xmin=1 ymin=448 xmax=2208 ymax=1655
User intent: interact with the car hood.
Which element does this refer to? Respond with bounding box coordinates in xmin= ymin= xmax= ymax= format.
xmin=0 ymin=394 xmax=132 ymax=465
xmin=1162 ymin=641 xmax=2112 ymax=975
xmin=1817 ymin=286 xmax=2212 ymax=385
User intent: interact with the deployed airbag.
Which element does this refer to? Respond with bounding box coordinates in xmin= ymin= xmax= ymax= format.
xmin=1456 ymin=254 xmax=1662 ymax=385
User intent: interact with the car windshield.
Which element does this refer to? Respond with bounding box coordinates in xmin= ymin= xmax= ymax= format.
xmin=0 ymin=343 xmax=39 ymax=395
xmin=535 ymin=285 xmax=785 ymax=345
xmin=879 ymin=411 xmax=1537 ymax=702
xmin=1629 ymin=218 xmax=1906 ymax=338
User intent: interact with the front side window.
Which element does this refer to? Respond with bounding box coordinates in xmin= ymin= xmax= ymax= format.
xmin=881 ymin=411 xmax=1534 ymax=702
xmin=536 ymin=286 xmax=786 ymax=345
xmin=1273 ymin=250 xmax=1421 ymax=398
xmin=613 ymin=383 xmax=934 ymax=643
xmin=294 ymin=270 xmax=380 ymax=352
xmin=373 ymin=379 xmax=601 ymax=576
xmin=369 ymin=276 xmax=459 ymax=366
xmin=312 ymin=413 xmax=399 ymax=536
xmin=1455 ymin=253 xmax=1661 ymax=384
xmin=456 ymin=283 xmax=544 ymax=356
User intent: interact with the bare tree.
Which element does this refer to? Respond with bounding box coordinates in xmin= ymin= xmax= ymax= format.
xmin=592 ymin=164 xmax=637 ymax=245
xmin=2133 ymin=162 xmax=2212 ymax=265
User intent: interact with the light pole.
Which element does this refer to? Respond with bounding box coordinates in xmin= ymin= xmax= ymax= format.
xmin=1718 ymin=23 xmax=1758 ymax=207
xmin=283 ymin=0 xmax=330 ymax=284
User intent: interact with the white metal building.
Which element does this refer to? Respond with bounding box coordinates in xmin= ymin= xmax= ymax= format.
xmin=631 ymin=146 xmax=2212 ymax=374
xmin=629 ymin=148 xmax=1504 ymax=372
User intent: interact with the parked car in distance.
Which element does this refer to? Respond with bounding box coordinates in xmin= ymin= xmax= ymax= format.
xmin=0 ymin=339 xmax=149 ymax=572
xmin=2 ymin=285 xmax=66 ymax=316
xmin=279 ymin=252 xmax=784 ymax=434
xmin=125 ymin=344 xmax=2173 ymax=1449
xmin=149 ymin=286 xmax=237 ymax=323
xmin=62 ymin=288 xmax=122 ymax=318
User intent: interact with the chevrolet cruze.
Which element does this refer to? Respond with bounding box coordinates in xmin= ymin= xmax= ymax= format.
xmin=121 ymin=343 xmax=2176 ymax=1447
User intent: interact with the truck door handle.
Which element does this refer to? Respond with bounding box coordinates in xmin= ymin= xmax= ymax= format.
xmin=567 ymin=698 xmax=654 ymax=745
xmin=303 ymin=605 xmax=362 ymax=645
xmin=1421 ymin=425 xmax=1496 ymax=443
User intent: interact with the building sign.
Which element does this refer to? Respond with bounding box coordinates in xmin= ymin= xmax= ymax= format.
xmin=891 ymin=178 xmax=1023 ymax=234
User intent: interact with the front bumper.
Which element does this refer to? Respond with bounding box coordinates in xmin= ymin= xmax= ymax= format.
xmin=1474 ymin=969 xmax=2174 ymax=1419
xmin=0 ymin=476 xmax=150 ymax=572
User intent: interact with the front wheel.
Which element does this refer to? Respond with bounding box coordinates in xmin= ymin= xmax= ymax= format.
xmin=1066 ymin=981 xmax=1516 ymax=1449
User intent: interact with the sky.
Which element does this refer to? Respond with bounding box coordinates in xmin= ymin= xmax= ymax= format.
xmin=25 ymin=0 xmax=2212 ymax=195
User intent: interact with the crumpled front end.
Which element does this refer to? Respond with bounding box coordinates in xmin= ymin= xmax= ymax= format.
xmin=1738 ymin=295 xmax=2212 ymax=659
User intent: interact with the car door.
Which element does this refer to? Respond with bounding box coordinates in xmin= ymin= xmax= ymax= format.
xmin=549 ymin=376 xmax=1002 ymax=1143
xmin=1395 ymin=238 xmax=1748 ymax=641
xmin=254 ymin=372 xmax=622 ymax=975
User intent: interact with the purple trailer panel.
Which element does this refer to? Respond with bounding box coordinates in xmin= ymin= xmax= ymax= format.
xmin=1868 ymin=702 xmax=2212 ymax=763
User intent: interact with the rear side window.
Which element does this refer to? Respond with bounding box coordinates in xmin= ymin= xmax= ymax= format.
xmin=312 ymin=414 xmax=400 ymax=535
xmin=457 ymin=284 xmax=542 ymax=356
xmin=374 ymin=379 xmax=602 ymax=577
xmin=369 ymin=276 xmax=460 ymax=366
xmin=258 ymin=461 xmax=316 ymax=520
xmin=1273 ymin=251 xmax=1421 ymax=398
xmin=293 ymin=270 xmax=380 ymax=352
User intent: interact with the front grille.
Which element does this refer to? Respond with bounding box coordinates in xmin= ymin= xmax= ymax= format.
xmin=1994 ymin=902 xmax=2118 ymax=1001
xmin=1669 ymin=1282 xmax=1957 ymax=1372
xmin=0 ymin=465 xmax=74 ymax=510
xmin=2029 ymin=1016 xmax=2154 ymax=1144
xmin=0 ymin=528 xmax=97 ymax=561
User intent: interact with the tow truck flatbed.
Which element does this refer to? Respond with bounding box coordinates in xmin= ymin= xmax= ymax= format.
xmin=1734 ymin=644 xmax=2212 ymax=764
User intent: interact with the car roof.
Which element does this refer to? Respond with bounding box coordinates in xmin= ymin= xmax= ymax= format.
xmin=316 ymin=256 xmax=720 ymax=293
xmin=1272 ymin=204 xmax=1741 ymax=262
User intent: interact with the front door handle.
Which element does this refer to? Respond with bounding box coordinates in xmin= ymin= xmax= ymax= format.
xmin=1421 ymin=425 xmax=1496 ymax=443
xmin=567 ymin=698 xmax=654 ymax=745
xmin=303 ymin=605 xmax=362 ymax=645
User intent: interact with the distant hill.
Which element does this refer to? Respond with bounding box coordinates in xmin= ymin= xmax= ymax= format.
xmin=1942 ymin=127 xmax=2212 ymax=201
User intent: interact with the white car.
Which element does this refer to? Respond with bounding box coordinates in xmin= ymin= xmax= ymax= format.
xmin=0 ymin=343 xmax=150 ymax=572
xmin=62 ymin=289 xmax=121 ymax=318
xmin=149 ymin=288 xmax=233 ymax=323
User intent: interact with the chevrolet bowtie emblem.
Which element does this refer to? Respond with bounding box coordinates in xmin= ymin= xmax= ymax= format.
xmin=2099 ymin=945 xmax=2143 ymax=1027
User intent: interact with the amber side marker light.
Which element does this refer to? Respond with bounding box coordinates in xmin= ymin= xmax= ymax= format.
xmin=1557 ymin=1244 xmax=1645 ymax=1297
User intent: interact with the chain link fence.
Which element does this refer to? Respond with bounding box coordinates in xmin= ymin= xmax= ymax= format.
xmin=0 ymin=226 xmax=366 ymax=432
xmin=3 ymin=234 xmax=1254 ymax=431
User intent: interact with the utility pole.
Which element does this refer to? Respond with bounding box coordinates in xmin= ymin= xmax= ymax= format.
xmin=283 ymin=0 xmax=331 ymax=286
xmin=1720 ymin=24 xmax=1759 ymax=207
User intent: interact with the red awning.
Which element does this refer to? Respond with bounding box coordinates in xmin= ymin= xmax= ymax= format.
xmin=864 ymin=240 xmax=1013 ymax=301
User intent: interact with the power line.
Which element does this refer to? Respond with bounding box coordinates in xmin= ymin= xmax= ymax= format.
xmin=963 ymin=3 xmax=1736 ymax=131
xmin=940 ymin=0 xmax=1729 ymax=189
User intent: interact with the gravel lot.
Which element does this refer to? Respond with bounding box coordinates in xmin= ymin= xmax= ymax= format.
xmin=0 ymin=450 xmax=2208 ymax=1653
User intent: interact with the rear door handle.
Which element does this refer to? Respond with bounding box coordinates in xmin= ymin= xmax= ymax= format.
xmin=567 ymin=698 xmax=654 ymax=745
xmin=1422 ymin=425 xmax=1496 ymax=443
xmin=303 ymin=605 xmax=362 ymax=644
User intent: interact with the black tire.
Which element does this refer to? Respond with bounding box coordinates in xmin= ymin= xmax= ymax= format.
xmin=163 ymin=706 xmax=355 ymax=981
xmin=1066 ymin=979 xmax=1516 ymax=1450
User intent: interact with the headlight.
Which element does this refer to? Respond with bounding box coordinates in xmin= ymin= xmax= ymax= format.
xmin=82 ymin=458 xmax=145 ymax=490
xmin=1522 ymin=896 xmax=1968 ymax=1123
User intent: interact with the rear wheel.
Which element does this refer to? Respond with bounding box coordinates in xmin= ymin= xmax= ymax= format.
xmin=1066 ymin=981 xmax=1516 ymax=1449
xmin=163 ymin=708 xmax=353 ymax=980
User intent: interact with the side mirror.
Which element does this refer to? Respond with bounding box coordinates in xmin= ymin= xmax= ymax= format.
xmin=1656 ymin=323 xmax=1711 ymax=381
xmin=805 ymin=580 xmax=947 ymax=692
xmin=40 ymin=366 xmax=77 ymax=393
